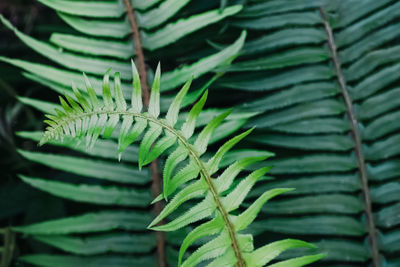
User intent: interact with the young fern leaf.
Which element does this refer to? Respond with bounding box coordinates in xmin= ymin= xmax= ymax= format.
xmin=40 ymin=62 xmax=324 ymax=267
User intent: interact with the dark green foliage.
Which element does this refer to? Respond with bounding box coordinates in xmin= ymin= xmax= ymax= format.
xmin=1 ymin=0 xmax=400 ymax=266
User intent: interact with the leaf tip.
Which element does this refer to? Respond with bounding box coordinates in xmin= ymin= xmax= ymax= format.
xmin=155 ymin=62 xmax=161 ymax=75
xmin=151 ymin=194 xmax=163 ymax=204
xmin=131 ymin=59 xmax=139 ymax=75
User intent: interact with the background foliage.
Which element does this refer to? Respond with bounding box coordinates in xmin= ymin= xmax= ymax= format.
xmin=1 ymin=0 xmax=400 ymax=266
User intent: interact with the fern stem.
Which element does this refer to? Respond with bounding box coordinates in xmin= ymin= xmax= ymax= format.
xmin=51 ymin=110 xmax=247 ymax=267
xmin=122 ymin=0 xmax=149 ymax=103
xmin=122 ymin=1 xmax=165 ymax=266
xmin=320 ymin=8 xmax=381 ymax=267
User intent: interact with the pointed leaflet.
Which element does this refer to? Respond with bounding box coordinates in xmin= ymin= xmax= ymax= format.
xmin=182 ymin=232 xmax=230 ymax=267
xmin=33 ymin=232 xmax=155 ymax=255
xmin=131 ymin=60 xmax=142 ymax=113
xmin=18 ymin=175 xmax=151 ymax=207
xmin=12 ymin=210 xmax=151 ymax=234
xmin=222 ymin=166 xmax=273 ymax=212
xmin=194 ymin=110 xmax=232 ymax=155
xmin=151 ymin=191 xmax=215 ymax=231
xmin=118 ymin=117 xmax=147 ymax=154
xmin=59 ymin=96 xmax=74 ymax=115
xmin=181 ymin=90 xmax=208 ymax=139
xmin=102 ymin=69 xmax=113 ymax=111
xmin=149 ymin=180 xmax=207 ymax=228
xmin=85 ymin=119 xmax=98 ymax=148
xmin=138 ymin=122 xmax=162 ymax=169
xmin=71 ymin=82 xmax=92 ymax=139
xmin=81 ymin=73 xmax=101 ymax=148
xmin=179 ymin=216 xmax=224 ymax=266
xmin=72 ymin=82 xmax=91 ymax=112
xmin=267 ymin=254 xmax=325 ymax=267
xmin=166 ymin=77 xmax=192 ymax=126
xmin=85 ymin=113 xmax=98 ymax=149
xmin=58 ymin=96 xmax=76 ymax=137
xmin=182 ymin=232 xmax=253 ymax=267
xmin=114 ymin=72 xmax=126 ymax=112
xmin=207 ymin=128 xmax=254 ymax=174
xmin=244 ymin=239 xmax=318 ymax=267
xmin=64 ymin=95 xmax=83 ymax=136
xmin=101 ymin=72 xmax=123 ymax=139
xmin=65 ymin=95 xmax=83 ymax=114
xmin=89 ymin=72 xmax=116 ymax=148
xmin=207 ymin=250 xmax=237 ymax=267
xmin=235 ymin=188 xmax=294 ymax=231
xmin=165 ymin=160 xmax=200 ymax=199
xmin=89 ymin=113 xmax=107 ymax=150
xmin=83 ymin=73 xmax=100 ymax=111
xmin=162 ymin=145 xmax=189 ymax=200
xmin=20 ymin=254 xmax=156 ymax=266
xmin=148 ymin=63 xmax=161 ymax=117
xmin=102 ymin=114 xmax=119 ymax=138
xmin=214 ymin=156 xmax=270 ymax=193
xmin=142 ymin=131 xmax=177 ymax=166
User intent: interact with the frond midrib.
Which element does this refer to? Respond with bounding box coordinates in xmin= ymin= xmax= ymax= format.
xmin=45 ymin=109 xmax=247 ymax=267
xmin=320 ymin=7 xmax=380 ymax=267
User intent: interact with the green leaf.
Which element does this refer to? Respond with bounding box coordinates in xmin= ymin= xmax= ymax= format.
xmin=136 ymin=0 xmax=191 ymax=30
xmin=166 ymin=78 xmax=192 ymax=127
xmin=18 ymin=175 xmax=152 ymax=207
xmin=130 ymin=60 xmax=142 ymax=113
xmin=33 ymin=233 xmax=155 ymax=255
xmin=181 ymin=90 xmax=208 ymax=138
xmin=148 ymin=63 xmax=161 ymax=117
xmin=220 ymin=65 xmax=334 ymax=91
xmin=18 ymin=131 xmax=140 ymax=162
xmin=18 ymin=96 xmax=58 ymax=115
xmin=178 ymin=216 xmax=224 ymax=266
xmin=245 ymin=239 xmax=316 ymax=266
xmin=152 ymin=194 xmax=216 ymax=232
xmin=50 ymin=33 xmax=134 ymax=60
xmin=141 ymin=5 xmax=243 ymax=50
xmin=222 ymin=166 xmax=272 ymax=212
xmin=181 ymin=231 xmax=231 ymax=267
xmin=226 ymin=47 xmax=329 ymax=72
xmin=0 ymin=15 xmax=132 ymax=79
xmin=207 ymin=128 xmax=254 ymax=174
xmin=36 ymin=0 xmax=125 ymax=17
xmin=20 ymin=254 xmax=156 ymax=267
xmin=267 ymin=254 xmax=325 ymax=267
xmin=18 ymin=150 xmax=148 ymax=184
xmin=250 ymin=216 xmax=366 ymax=236
xmin=257 ymin=194 xmax=363 ymax=215
xmin=33 ymin=64 xmax=323 ymax=266
xmin=235 ymin=188 xmax=294 ymax=231
xmin=138 ymin=122 xmax=162 ymax=168
xmin=194 ymin=110 xmax=231 ymax=155
xmin=161 ymin=30 xmax=246 ymax=91
xmin=58 ymin=12 xmax=130 ymax=38
xmin=13 ymin=210 xmax=151 ymax=234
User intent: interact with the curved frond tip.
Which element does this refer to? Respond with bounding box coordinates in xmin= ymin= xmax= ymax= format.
xmin=40 ymin=61 xmax=323 ymax=267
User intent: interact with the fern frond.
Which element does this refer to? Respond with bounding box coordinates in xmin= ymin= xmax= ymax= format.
xmin=41 ymin=62 xmax=323 ymax=267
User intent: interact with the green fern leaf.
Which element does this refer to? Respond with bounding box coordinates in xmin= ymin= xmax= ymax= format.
xmin=40 ymin=63 xmax=322 ymax=267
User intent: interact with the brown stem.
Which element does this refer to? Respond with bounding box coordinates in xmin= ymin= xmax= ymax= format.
xmin=122 ymin=1 xmax=165 ymax=266
xmin=123 ymin=0 xmax=150 ymax=106
xmin=319 ymin=8 xmax=380 ymax=267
